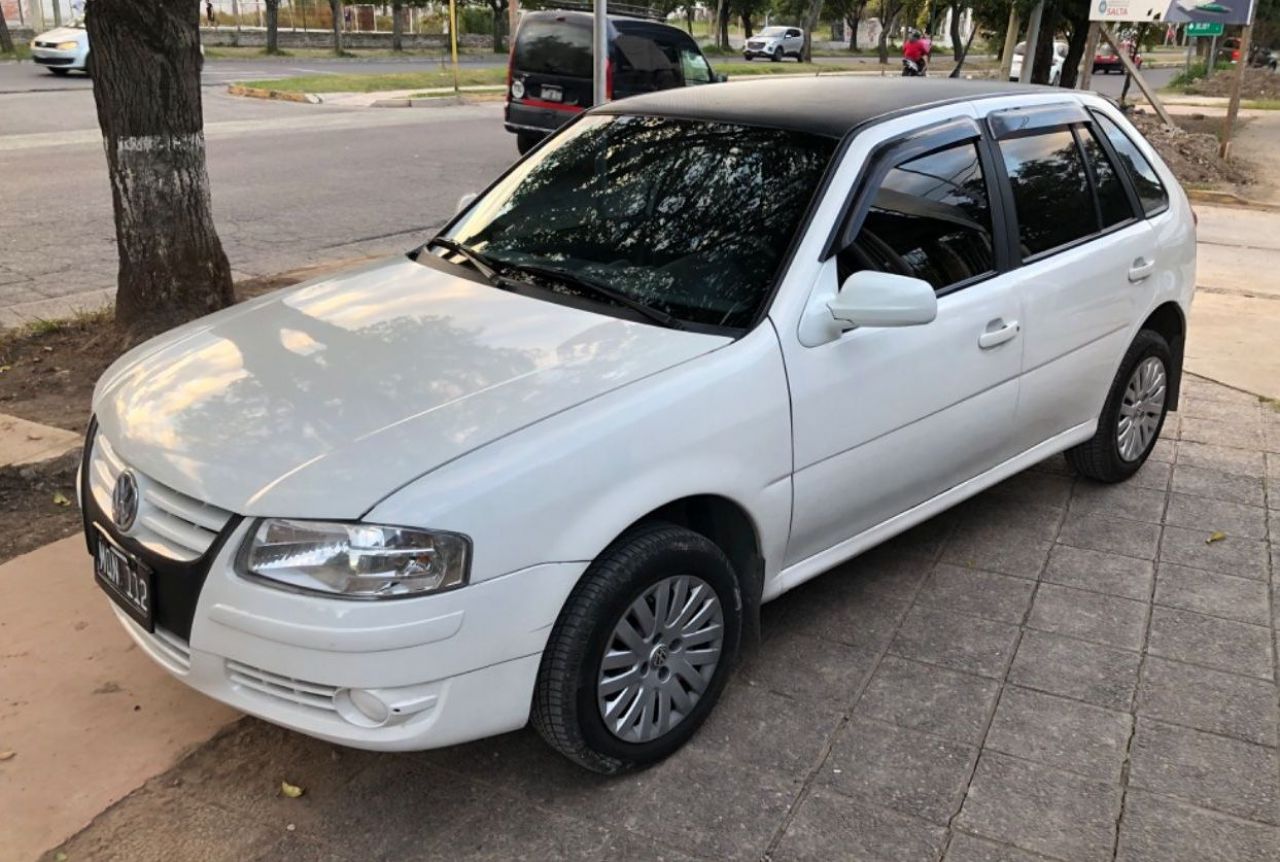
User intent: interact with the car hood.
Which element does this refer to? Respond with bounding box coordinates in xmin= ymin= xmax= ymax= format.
xmin=36 ymin=27 xmax=86 ymax=43
xmin=93 ymin=255 xmax=729 ymax=519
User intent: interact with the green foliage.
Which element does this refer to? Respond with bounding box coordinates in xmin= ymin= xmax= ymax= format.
xmin=1169 ymin=59 xmax=1232 ymax=88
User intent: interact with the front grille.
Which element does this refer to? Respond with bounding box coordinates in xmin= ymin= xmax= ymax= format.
xmin=33 ymin=56 xmax=73 ymax=65
xmin=747 ymin=41 xmax=764 ymax=49
xmin=226 ymin=660 xmax=340 ymax=715
xmin=87 ymin=434 xmax=234 ymax=562
xmin=34 ymin=40 xmax=58 ymax=47
xmin=151 ymin=627 xmax=193 ymax=672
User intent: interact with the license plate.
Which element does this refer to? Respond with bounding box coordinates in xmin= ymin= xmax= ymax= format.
xmin=94 ymin=529 xmax=153 ymax=631
xmin=540 ymin=85 xmax=563 ymax=103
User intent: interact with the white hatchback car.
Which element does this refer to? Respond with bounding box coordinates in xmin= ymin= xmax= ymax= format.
xmin=1010 ymin=39 xmax=1069 ymax=85
xmin=84 ymin=78 xmax=1194 ymax=774
xmin=30 ymin=20 xmax=90 ymax=75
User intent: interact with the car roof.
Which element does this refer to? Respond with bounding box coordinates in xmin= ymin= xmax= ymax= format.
xmin=521 ymin=9 xmax=693 ymax=37
xmin=594 ymin=76 xmax=1062 ymax=139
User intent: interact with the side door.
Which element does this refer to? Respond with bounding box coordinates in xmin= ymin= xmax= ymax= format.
xmin=982 ymin=103 xmax=1159 ymax=452
xmin=786 ymin=28 xmax=804 ymax=56
xmin=780 ymin=119 xmax=1025 ymax=567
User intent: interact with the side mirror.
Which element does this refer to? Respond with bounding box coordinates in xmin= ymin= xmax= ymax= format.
xmin=828 ymin=270 xmax=937 ymax=329
xmin=455 ymin=192 xmax=478 ymax=214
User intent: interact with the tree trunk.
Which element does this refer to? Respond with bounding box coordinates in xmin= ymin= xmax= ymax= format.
xmin=329 ymin=0 xmax=344 ymax=54
xmin=0 ymin=4 xmax=13 ymax=55
xmin=489 ymin=0 xmax=507 ymax=53
xmin=741 ymin=12 xmax=753 ymax=40
xmin=877 ymin=3 xmax=900 ymax=64
xmin=800 ymin=0 xmax=824 ymax=62
xmin=949 ymin=2 xmax=962 ymax=61
xmin=715 ymin=0 xmax=730 ymax=50
xmin=85 ymin=0 xmax=234 ymax=339
xmin=391 ymin=0 xmax=403 ymax=51
xmin=1031 ymin=1 xmax=1058 ymax=84
xmin=265 ymin=0 xmax=280 ymax=53
xmin=685 ymin=7 xmax=694 ymax=34
xmin=847 ymin=7 xmax=861 ymax=50
xmin=1059 ymin=10 xmax=1091 ymax=88
xmin=949 ymin=13 xmax=979 ymax=76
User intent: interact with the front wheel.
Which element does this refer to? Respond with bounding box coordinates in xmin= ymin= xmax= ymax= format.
xmin=771 ymin=48 xmax=782 ymax=62
xmin=1066 ymin=329 xmax=1173 ymax=483
xmin=532 ymin=523 xmax=742 ymax=774
xmin=49 ymin=68 xmax=69 ymax=76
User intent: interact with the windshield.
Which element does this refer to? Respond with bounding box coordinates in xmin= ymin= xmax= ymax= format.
xmin=445 ymin=115 xmax=835 ymax=329
xmin=759 ymin=27 xmax=788 ymax=36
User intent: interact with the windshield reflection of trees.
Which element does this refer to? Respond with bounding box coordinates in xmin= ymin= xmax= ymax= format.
xmin=454 ymin=117 xmax=834 ymax=329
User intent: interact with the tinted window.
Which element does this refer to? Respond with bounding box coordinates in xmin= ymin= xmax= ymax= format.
xmin=842 ymin=142 xmax=996 ymax=292
xmin=514 ymin=19 xmax=592 ymax=78
xmin=614 ymin=34 xmax=680 ymax=92
xmin=1000 ymin=129 xmax=1096 ymax=258
xmin=1094 ymin=113 xmax=1169 ymax=216
xmin=680 ymin=48 xmax=713 ymax=84
xmin=449 ymin=116 xmax=835 ymax=329
xmin=1080 ymin=127 xmax=1133 ymax=228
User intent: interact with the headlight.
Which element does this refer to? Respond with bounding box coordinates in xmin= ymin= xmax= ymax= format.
xmin=242 ymin=519 xmax=470 ymax=599
xmin=56 ymin=41 xmax=79 ymax=50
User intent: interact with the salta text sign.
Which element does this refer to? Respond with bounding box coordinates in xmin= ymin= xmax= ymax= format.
xmin=1091 ymin=0 xmax=1255 ymax=24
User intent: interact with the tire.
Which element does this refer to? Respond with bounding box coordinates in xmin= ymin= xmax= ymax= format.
xmin=515 ymin=132 xmax=541 ymax=156
xmin=771 ymin=48 xmax=782 ymax=62
xmin=49 ymin=68 xmax=69 ymax=76
xmin=1066 ymin=329 xmax=1173 ymax=483
xmin=532 ymin=522 xmax=743 ymax=774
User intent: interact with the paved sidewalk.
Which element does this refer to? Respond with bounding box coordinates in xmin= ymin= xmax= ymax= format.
xmin=34 ymin=375 xmax=1278 ymax=862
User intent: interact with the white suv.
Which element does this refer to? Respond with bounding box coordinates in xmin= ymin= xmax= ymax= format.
xmin=743 ymin=26 xmax=805 ymax=61
xmin=85 ymin=78 xmax=1194 ymax=774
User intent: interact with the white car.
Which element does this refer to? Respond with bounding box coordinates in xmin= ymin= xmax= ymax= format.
xmin=743 ymin=25 xmax=804 ymax=61
xmin=84 ymin=78 xmax=1194 ymax=774
xmin=30 ymin=20 xmax=89 ymax=75
xmin=1010 ymin=39 xmax=1069 ymax=85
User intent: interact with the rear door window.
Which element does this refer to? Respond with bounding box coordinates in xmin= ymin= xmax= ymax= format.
xmin=1079 ymin=126 xmax=1134 ymax=228
xmin=999 ymin=129 xmax=1097 ymax=258
xmin=514 ymin=19 xmax=592 ymax=78
xmin=841 ymin=141 xmax=997 ymax=292
xmin=680 ymin=48 xmax=713 ymax=84
xmin=1093 ymin=113 xmax=1169 ymax=216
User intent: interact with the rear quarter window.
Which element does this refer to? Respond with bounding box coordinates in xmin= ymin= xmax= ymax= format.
xmin=1093 ymin=113 xmax=1169 ymax=217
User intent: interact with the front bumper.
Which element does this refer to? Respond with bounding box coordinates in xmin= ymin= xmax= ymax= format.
xmin=32 ymin=48 xmax=83 ymax=68
xmin=105 ymin=525 xmax=588 ymax=750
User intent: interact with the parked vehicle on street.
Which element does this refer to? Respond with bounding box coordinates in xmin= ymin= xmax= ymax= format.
xmin=29 ymin=20 xmax=89 ymax=75
xmin=1093 ymin=40 xmax=1143 ymax=74
xmin=85 ymin=77 xmax=1194 ymax=774
xmin=504 ymin=9 xmax=720 ymax=155
xmin=1010 ymin=39 xmax=1068 ymax=84
xmin=742 ymin=25 xmax=805 ymax=61
xmin=1248 ymin=44 xmax=1278 ymax=70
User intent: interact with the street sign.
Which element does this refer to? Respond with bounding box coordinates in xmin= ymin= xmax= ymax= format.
xmin=1186 ymin=20 xmax=1225 ymax=34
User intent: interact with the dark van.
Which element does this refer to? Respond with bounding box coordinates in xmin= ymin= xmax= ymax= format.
xmin=504 ymin=10 xmax=720 ymax=154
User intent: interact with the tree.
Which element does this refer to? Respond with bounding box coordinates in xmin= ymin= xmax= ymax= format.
xmin=484 ymin=0 xmax=510 ymax=53
xmin=1057 ymin=0 xmax=1091 ymax=88
xmin=85 ymin=0 xmax=234 ymax=338
xmin=392 ymin=0 xmax=405 ymax=51
xmin=799 ymin=0 xmax=825 ymax=60
xmin=0 ymin=3 xmax=13 ymax=55
xmin=714 ymin=0 xmax=732 ymax=49
xmin=265 ymin=0 xmax=281 ymax=54
xmin=877 ymin=0 xmax=906 ymax=63
xmin=329 ymin=0 xmax=345 ymax=55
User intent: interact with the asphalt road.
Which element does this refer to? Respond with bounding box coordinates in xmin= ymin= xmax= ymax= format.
xmin=0 ymin=59 xmax=1178 ymax=322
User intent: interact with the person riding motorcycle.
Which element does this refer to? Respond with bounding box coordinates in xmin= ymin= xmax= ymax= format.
xmin=902 ymin=30 xmax=928 ymax=76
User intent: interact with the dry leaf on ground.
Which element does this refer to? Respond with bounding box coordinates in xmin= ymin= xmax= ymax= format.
xmin=1206 ymin=531 xmax=1227 ymax=544
xmin=280 ymin=781 xmax=305 ymax=798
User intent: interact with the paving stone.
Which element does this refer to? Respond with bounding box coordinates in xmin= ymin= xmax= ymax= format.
xmin=1129 ymin=458 xmax=1173 ymax=491
xmin=1165 ymin=493 xmax=1269 ymax=540
xmin=691 ymin=681 xmax=843 ymax=777
xmin=1270 ymin=508 xmax=1279 ymax=539
xmin=822 ymin=717 xmax=977 ymax=824
xmin=765 ymin=570 xmax=915 ymax=654
xmin=985 ymin=470 xmax=1075 ymax=509
xmin=772 ymin=787 xmax=947 ymax=862
xmin=1171 ymin=463 xmax=1266 ymax=507
xmin=1179 ymin=396 xmax=1263 ymax=424
xmin=1154 ymin=563 xmax=1271 ymax=626
xmin=1148 ymin=606 xmax=1274 ymax=680
xmin=745 ymin=622 xmax=879 ymax=706
xmin=1042 ymin=544 xmax=1154 ymax=601
xmin=1268 ymin=452 xmax=1280 ymax=482
xmin=952 ymin=496 xmax=1064 ymax=540
xmin=1057 ymin=512 xmax=1161 ymax=560
xmin=1138 ymin=655 xmax=1278 ymax=747
xmin=955 ymin=752 xmax=1121 ymax=862
xmin=1027 ymin=583 xmax=1148 ymax=651
xmin=432 ymin=811 xmax=702 ymax=862
xmin=1176 ymin=440 xmax=1266 ymax=477
xmin=1159 ymin=525 xmax=1270 ymax=580
xmin=1070 ymin=481 xmax=1167 ymax=524
xmin=944 ymin=833 xmax=1060 ymax=862
xmin=984 ymin=686 xmax=1133 ymax=782
xmin=1160 ymin=410 xmax=1181 ymax=440
xmin=1180 ymin=416 xmax=1263 ymax=450
xmin=1009 ymin=629 xmax=1141 ymax=711
xmin=1149 ymin=438 xmax=1175 ymax=463
xmin=916 ymin=563 xmax=1037 ymax=624
xmin=889 ymin=605 xmax=1020 ymax=679
xmin=857 ymin=655 xmax=1000 ymax=745
xmin=1030 ymin=453 xmax=1073 ymax=474
xmin=1129 ymin=719 xmax=1280 ymax=825
xmin=1116 ymin=789 xmax=1280 ymax=862
xmin=1180 ymin=377 xmax=1260 ymax=404
xmin=941 ymin=527 xmax=1053 ymax=580
xmin=880 ymin=512 xmax=958 ymax=559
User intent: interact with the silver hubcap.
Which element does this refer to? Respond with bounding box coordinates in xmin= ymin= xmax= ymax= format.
xmin=597 ymin=575 xmax=724 ymax=744
xmin=1117 ymin=356 xmax=1167 ymax=462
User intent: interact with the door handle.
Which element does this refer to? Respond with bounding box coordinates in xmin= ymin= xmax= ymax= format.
xmin=978 ymin=320 xmax=1020 ymax=349
xmin=1128 ymin=257 xmax=1156 ymax=282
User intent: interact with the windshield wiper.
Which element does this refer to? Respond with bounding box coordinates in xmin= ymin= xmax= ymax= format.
xmin=504 ymin=261 xmax=684 ymax=330
xmin=425 ymin=237 xmax=516 ymax=290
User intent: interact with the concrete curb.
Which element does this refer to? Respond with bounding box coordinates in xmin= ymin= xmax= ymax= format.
xmin=1186 ymin=188 xmax=1280 ymax=212
xmin=226 ymin=83 xmax=322 ymax=104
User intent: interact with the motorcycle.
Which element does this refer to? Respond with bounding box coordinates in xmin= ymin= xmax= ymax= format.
xmin=902 ymin=58 xmax=926 ymax=76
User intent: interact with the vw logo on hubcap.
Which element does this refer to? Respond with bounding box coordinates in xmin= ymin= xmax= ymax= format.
xmin=112 ymin=470 xmax=139 ymax=532
xmin=649 ymin=644 xmax=670 ymax=669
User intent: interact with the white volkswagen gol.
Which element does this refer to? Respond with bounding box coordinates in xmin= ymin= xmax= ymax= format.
xmin=84 ymin=78 xmax=1194 ymax=773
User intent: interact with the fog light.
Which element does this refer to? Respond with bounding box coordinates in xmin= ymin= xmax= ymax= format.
xmin=335 ymin=688 xmax=391 ymax=728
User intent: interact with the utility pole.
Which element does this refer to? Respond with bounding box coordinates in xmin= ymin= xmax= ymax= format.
xmin=592 ymin=0 xmax=607 ymax=105
xmin=509 ymin=0 xmax=519 ymax=53
xmin=999 ymin=5 xmax=1019 ymax=81
xmin=1019 ymin=0 xmax=1043 ymax=84
xmin=52 ymin=0 xmax=62 ymax=27
xmin=448 ymin=0 xmax=459 ymax=94
xmin=1220 ymin=23 xmax=1252 ymax=158
xmin=1079 ymin=22 xmax=1100 ymax=89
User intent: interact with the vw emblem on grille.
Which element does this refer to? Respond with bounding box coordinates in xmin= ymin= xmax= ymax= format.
xmin=112 ymin=470 xmax=139 ymax=532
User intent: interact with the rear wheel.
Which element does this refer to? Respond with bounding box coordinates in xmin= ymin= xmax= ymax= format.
xmin=532 ymin=523 xmax=742 ymax=774
xmin=1066 ymin=329 xmax=1173 ymax=483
